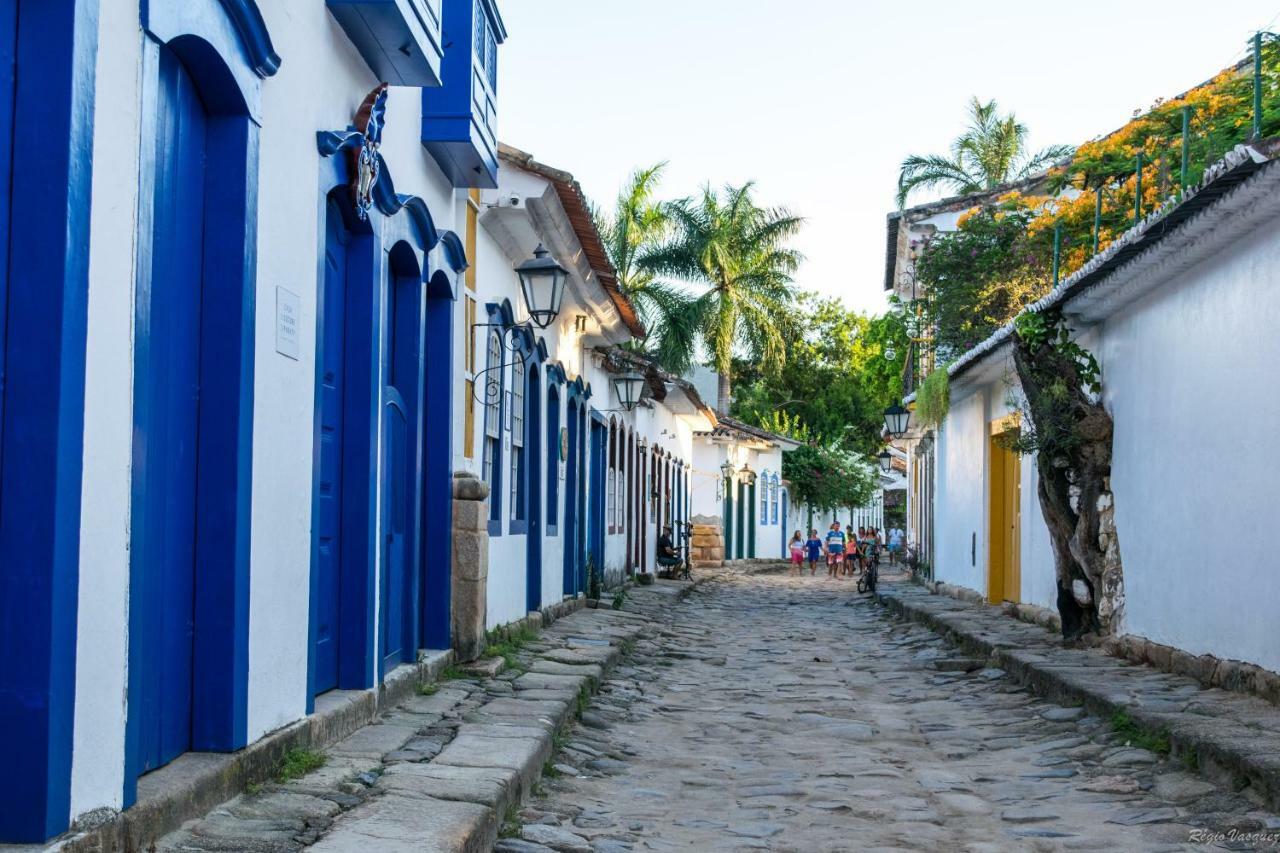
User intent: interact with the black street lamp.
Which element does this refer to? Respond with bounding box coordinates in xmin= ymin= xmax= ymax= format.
xmin=720 ymin=460 xmax=734 ymax=481
xmin=515 ymin=243 xmax=569 ymax=329
xmin=612 ymin=372 xmax=646 ymax=412
xmin=878 ymin=450 xmax=892 ymax=473
xmin=884 ymin=403 xmax=910 ymax=437
xmin=739 ymin=465 xmax=757 ymax=486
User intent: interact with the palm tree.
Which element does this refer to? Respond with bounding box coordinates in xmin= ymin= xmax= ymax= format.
xmin=896 ymin=97 xmax=1074 ymax=207
xmin=594 ymin=163 xmax=701 ymax=373
xmin=644 ymin=182 xmax=804 ymax=412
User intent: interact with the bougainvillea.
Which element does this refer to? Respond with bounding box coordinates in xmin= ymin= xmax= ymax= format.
xmin=915 ymin=43 xmax=1280 ymax=366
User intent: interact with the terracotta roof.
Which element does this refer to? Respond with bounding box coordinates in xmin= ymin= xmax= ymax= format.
xmin=697 ymin=414 xmax=802 ymax=449
xmin=497 ymin=144 xmax=645 ymax=339
xmin=594 ymin=345 xmax=717 ymax=425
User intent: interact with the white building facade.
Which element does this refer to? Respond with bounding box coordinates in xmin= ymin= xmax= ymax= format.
xmin=908 ymin=143 xmax=1280 ymax=677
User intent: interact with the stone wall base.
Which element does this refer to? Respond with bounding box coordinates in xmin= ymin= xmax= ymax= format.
xmin=691 ymin=522 xmax=724 ymax=567
xmin=917 ymin=576 xmax=1280 ymax=708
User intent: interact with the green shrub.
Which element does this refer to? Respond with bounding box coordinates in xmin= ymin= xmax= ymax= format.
xmin=916 ymin=367 xmax=950 ymax=429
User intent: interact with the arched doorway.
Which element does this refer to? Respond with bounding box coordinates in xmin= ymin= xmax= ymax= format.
xmin=562 ymin=397 xmax=580 ymax=596
xmin=127 ymin=35 xmax=258 ymax=790
xmin=524 ymin=363 xmax=542 ymax=612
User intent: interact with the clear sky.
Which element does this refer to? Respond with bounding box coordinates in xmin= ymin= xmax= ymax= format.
xmin=497 ymin=1 xmax=1279 ymax=315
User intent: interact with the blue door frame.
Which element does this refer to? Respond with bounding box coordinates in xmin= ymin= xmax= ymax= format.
xmin=420 ymin=270 xmax=455 ymax=650
xmin=126 ymin=29 xmax=261 ymax=803
xmin=524 ymin=366 xmax=542 ymax=612
xmin=781 ymin=489 xmax=789 ymax=557
xmin=562 ymin=399 xmax=580 ymax=596
xmin=0 ymin=0 xmax=99 ymax=841
xmin=588 ymin=414 xmax=606 ymax=584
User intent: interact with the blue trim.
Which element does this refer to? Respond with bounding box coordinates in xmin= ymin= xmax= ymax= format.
xmin=325 ymin=0 xmax=443 ymax=87
xmin=523 ymin=365 xmax=542 ymax=611
xmin=0 ymin=0 xmax=98 ymax=841
xmin=420 ymin=269 xmax=454 ymax=649
xmin=546 ymin=362 xmax=567 ymax=385
xmin=545 ymin=383 xmax=560 ymax=537
xmin=482 ymin=303 xmax=509 ymax=536
xmin=142 ymin=0 xmax=280 ymax=123
xmin=125 ymin=5 xmax=262 ymax=805
xmin=437 ymin=229 xmax=468 ymax=274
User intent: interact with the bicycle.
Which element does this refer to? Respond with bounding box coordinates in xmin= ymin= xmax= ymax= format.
xmin=856 ymin=546 xmax=879 ymax=594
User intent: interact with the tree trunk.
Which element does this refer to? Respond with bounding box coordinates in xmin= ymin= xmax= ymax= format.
xmin=717 ymin=371 xmax=731 ymax=414
xmin=1011 ymin=336 xmax=1124 ymax=642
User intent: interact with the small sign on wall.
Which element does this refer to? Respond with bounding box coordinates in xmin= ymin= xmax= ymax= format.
xmin=276 ymin=287 xmax=301 ymax=360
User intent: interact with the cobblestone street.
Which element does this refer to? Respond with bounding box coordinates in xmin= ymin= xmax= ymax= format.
xmin=512 ymin=569 xmax=1279 ymax=852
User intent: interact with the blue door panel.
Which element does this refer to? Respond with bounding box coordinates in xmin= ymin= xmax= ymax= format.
xmin=588 ymin=418 xmax=605 ymax=584
xmin=313 ymin=201 xmax=348 ymax=694
xmin=0 ymin=0 xmax=14 ymax=490
xmin=524 ymin=370 xmax=541 ymax=613
xmin=132 ymin=46 xmax=207 ymax=773
xmin=381 ymin=392 xmax=409 ymax=672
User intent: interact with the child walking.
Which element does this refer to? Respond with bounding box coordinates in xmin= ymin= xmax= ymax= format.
xmin=804 ymin=529 xmax=823 ymax=576
xmin=788 ymin=531 xmax=804 ymax=575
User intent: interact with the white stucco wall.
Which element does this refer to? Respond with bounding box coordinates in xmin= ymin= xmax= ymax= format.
xmin=934 ymin=388 xmax=988 ymax=594
xmin=71 ymin=0 xmax=142 ymax=816
xmin=1101 ymin=221 xmax=1280 ymax=672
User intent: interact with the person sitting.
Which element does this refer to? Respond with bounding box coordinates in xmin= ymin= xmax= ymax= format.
xmin=656 ymin=525 xmax=682 ymax=576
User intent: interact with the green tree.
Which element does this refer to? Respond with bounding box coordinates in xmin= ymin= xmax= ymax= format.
xmin=594 ymin=163 xmax=701 ymax=373
xmin=643 ymin=182 xmax=804 ymax=412
xmin=782 ymin=444 xmax=879 ymax=516
xmin=731 ymin=293 xmax=907 ymax=456
xmin=913 ymin=198 xmax=1052 ymax=363
xmin=896 ymin=97 xmax=1073 ymax=207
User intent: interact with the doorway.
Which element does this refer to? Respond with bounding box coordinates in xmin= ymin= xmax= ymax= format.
xmin=987 ymin=421 xmax=1022 ymax=603
xmin=524 ymin=365 xmax=542 ymax=613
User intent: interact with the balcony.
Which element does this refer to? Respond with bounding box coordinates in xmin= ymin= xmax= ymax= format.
xmin=421 ymin=0 xmax=506 ymax=188
xmin=327 ymin=0 xmax=445 ymax=87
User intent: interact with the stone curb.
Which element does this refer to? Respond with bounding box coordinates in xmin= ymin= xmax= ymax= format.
xmin=875 ymin=583 xmax=1280 ymax=813
xmin=53 ymin=595 xmax=596 ymax=852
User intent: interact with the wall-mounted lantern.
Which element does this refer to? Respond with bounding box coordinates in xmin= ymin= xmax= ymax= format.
xmin=515 ymin=243 xmax=568 ymax=329
xmin=883 ymin=403 xmax=911 ymax=437
xmin=612 ymin=372 xmax=646 ymax=412
xmin=878 ymin=449 xmax=893 ymax=473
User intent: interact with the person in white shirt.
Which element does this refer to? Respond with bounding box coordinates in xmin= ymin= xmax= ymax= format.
xmin=888 ymin=527 xmax=904 ymax=563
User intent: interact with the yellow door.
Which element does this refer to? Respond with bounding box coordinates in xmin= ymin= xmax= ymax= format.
xmin=987 ymin=422 xmax=1021 ymax=603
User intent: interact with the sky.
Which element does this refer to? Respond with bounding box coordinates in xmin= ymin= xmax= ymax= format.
xmin=496 ymin=1 xmax=1280 ymax=316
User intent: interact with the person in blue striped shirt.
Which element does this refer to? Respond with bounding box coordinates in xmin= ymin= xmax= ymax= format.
xmin=825 ymin=522 xmax=846 ymax=578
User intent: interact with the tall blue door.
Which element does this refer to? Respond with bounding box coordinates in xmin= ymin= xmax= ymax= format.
xmin=588 ymin=418 xmax=606 ymax=583
xmin=0 ymin=0 xmax=12 ymax=491
xmin=381 ymin=391 xmax=410 ymax=672
xmin=313 ymin=200 xmax=348 ymax=694
xmin=562 ymin=401 xmax=579 ymax=596
xmin=524 ymin=368 xmax=542 ymax=613
xmin=131 ymin=47 xmax=207 ymax=774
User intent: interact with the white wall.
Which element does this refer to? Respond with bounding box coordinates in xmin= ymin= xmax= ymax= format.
xmin=71 ymin=0 xmax=142 ymax=816
xmin=1102 ymin=222 xmax=1280 ymax=672
xmin=934 ymin=388 xmax=988 ymax=594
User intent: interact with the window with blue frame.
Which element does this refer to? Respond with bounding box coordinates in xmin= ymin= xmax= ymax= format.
xmin=771 ymin=475 xmax=780 ymax=524
xmin=760 ymin=472 xmax=769 ymax=522
xmin=482 ymin=329 xmax=503 ymax=525
xmin=510 ymin=355 xmax=525 ymax=522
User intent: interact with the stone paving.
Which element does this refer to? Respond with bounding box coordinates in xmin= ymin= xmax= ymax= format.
xmin=510 ymin=569 xmax=1280 ymax=852
xmin=152 ymin=583 xmax=690 ymax=853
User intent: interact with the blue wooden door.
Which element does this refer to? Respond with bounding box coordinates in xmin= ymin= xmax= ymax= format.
xmin=588 ymin=418 xmax=605 ymax=584
xmin=524 ymin=368 xmax=542 ymax=613
xmin=313 ymin=200 xmax=348 ymax=694
xmin=381 ymin=391 xmax=410 ymax=672
xmin=0 ymin=0 xmax=13 ymax=494
xmin=781 ymin=490 xmax=789 ymax=557
xmin=562 ymin=401 xmax=578 ymax=596
xmin=131 ymin=46 xmax=207 ymax=773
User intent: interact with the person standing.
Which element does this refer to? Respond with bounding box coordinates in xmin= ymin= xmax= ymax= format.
xmin=788 ymin=530 xmax=804 ymax=575
xmin=804 ymin=529 xmax=823 ymax=576
xmin=825 ymin=522 xmax=846 ymax=578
